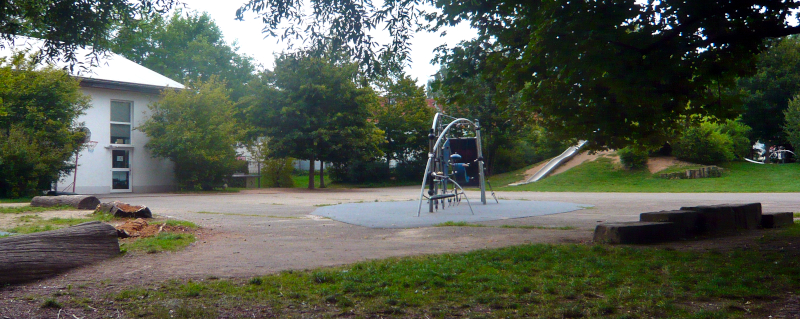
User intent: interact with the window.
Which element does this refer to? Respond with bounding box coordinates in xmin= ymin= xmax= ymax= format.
xmin=110 ymin=101 xmax=132 ymax=144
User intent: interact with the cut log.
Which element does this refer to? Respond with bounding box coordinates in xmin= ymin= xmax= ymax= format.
xmin=0 ymin=221 xmax=120 ymax=285
xmin=96 ymin=201 xmax=152 ymax=218
xmin=31 ymin=195 xmax=100 ymax=210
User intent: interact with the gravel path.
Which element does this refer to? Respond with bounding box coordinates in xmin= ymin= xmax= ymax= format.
xmin=16 ymin=188 xmax=800 ymax=286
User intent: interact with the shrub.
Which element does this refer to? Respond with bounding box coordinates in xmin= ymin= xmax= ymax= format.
xmin=261 ymin=157 xmax=294 ymax=187
xmin=673 ymin=122 xmax=735 ymax=165
xmin=617 ymin=147 xmax=649 ymax=169
xmin=785 ymin=94 xmax=800 ymax=152
xmin=718 ymin=118 xmax=753 ymax=159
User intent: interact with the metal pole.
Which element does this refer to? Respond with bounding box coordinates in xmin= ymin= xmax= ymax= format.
xmin=475 ymin=120 xmax=486 ymax=204
xmin=72 ymin=152 xmax=79 ymax=193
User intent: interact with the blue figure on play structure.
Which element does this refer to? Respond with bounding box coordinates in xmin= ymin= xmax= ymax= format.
xmin=450 ymin=153 xmax=471 ymax=184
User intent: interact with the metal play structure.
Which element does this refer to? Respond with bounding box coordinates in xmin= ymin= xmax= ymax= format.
xmin=417 ymin=113 xmax=498 ymax=216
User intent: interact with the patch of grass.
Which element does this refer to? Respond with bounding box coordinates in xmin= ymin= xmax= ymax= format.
xmin=488 ymin=162 xmax=542 ymax=187
xmin=0 ymin=205 xmax=75 ymax=214
xmin=107 ymin=241 xmax=800 ymax=318
xmin=120 ymin=232 xmax=195 ymax=254
xmin=507 ymin=158 xmax=800 ymax=192
xmin=499 ymin=225 xmax=576 ymax=230
xmin=40 ymin=298 xmax=62 ymax=309
xmin=6 ymin=217 xmax=97 ymax=234
xmin=793 ymin=212 xmax=800 ymax=218
xmin=161 ymin=219 xmax=198 ymax=228
xmin=433 ymin=221 xmax=485 ymax=227
xmin=0 ymin=197 xmax=32 ymax=203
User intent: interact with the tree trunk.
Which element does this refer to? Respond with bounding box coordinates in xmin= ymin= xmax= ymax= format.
xmin=320 ymin=162 xmax=326 ymax=188
xmin=308 ymin=155 xmax=316 ymax=189
xmin=31 ymin=195 xmax=100 ymax=210
xmin=0 ymin=221 xmax=120 ymax=285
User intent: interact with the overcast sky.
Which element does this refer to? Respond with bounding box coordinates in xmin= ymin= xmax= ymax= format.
xmin=181 ymin=0 xmax=477 ymax=86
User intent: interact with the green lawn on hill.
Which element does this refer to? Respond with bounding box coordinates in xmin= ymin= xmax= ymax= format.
xmin=496 ymin=158 xmax=800 ymax=192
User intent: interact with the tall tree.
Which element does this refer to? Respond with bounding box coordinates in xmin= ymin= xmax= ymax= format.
xmin=739 ymin=36 xmax=800 ymax=144
xmin=247 ymin=53 xmax=383 ymax=189
xmin=238 ymin=0 xmax=800 ymax=149
xmin=0 ymin=53 xmax=90 ymax=197
xmin=111 ymin=11 xmax=257 ymax=101
xmin=139 ymin=78 xmax=242 ymax=191
xmin=1 ymin=0 xmax=176 ymax=66
xmin=372 ymin=74 xmax=433 ymax=170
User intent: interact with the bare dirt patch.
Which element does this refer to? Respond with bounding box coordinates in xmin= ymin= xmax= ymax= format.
xmin=0 ymin=209 xmax=94 ymax=230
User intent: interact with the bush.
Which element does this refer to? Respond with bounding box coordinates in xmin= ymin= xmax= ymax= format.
xmin=718 ymin=118 xmax=752 ymax=159
xmin=673 ymin=122 xmax=735 ymax=165
xmin=261 ymin=158 xmax=294 ymax=187
xmin=393 ymin=159 xmax=427 ymax=182
xmin=491 ymin=126 xmax=567 ymax=174
xmin=617 ymin=147 xmax=649 ymax=169
xmin=785 ymin=94 xmax=800 ymax=152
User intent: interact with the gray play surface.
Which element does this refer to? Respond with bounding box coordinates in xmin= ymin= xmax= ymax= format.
xmin=313 ymin=199 xmax=591 ymax=228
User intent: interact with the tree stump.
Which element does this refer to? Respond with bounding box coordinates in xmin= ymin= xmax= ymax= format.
xmin=96 ymin=201 xmax=152 ymax=218
xmin=0 ymin=221 xmax=120 ymax=285
xmin=31 ymin=195 xmax=100 ymax=210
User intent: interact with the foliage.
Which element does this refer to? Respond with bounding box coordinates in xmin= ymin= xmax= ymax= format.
xmin=491 ymin=125 xmax=567 ymax=174
xmin=246 ymin=53 xmax=383 ymax=189
xmin=262 ymin=158 xmax=295 ymax=188
xmin=1 ymin=0 xmax=176 ymax=65
xmin=617 ymin=147 xmax=649 ymax=170
xmin=719 ymin=118 xmax=754 ymax=159
xmin=372 ymin=73 xmax=433 ymax=169
xmin=238 ymin=0 xmax=800 ymax=150
xmin=140 ymin=78 xmax=242 ymax=191
xmin=111 ymin=11 xmax=256 ymax=101
xmin=673 ymin=123 xmax=735 ymax=165
xmin=785 ymin=94 xmax=800 ymax=152
xmin=739 ymin=36 xmax=800 ymax=143
xmin=0 ymin=53 xmax=89 ymax=198
xmin=430 ymin=59 xmax=535 ymax=175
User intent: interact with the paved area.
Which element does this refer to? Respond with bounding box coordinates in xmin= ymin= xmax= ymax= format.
xmin=22 ymin=188 xmax=800 ymax=285
xmin=313 ymin=199 xmax=590 ymax=228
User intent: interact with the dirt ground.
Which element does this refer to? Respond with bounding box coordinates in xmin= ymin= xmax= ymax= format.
xmin=1 ymin=188 xmax=799 ymax=317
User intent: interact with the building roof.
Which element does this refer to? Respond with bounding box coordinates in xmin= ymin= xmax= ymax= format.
xmin=1 ymin=36 xmax=185 ymax=91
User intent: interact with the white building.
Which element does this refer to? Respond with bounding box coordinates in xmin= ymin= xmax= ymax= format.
xmin=3 ymin=38 xmax=184 ymax=194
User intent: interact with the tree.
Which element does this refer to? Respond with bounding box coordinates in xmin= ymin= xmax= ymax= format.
xmin=739 ymin=36 xmax=800 ymax=144
xmin=0 ymin=53 xmax=90 ymax=198
xmin=784 ymin=95 xmax=800 ymax=151
xmin=237 ymin=0 xmax=800 ymax=150
xmin=111 ymin=11 xmax=257 ymax=101
xmin=1 ymin=0 xmax=176 ymax=66
xmin=246 ymin=53 xmax=383 ymax=189
xmin=429 ymin=52 xmax=535 ymax=174
xmin=139 ymin=78 xmax=242 ymax=191
xmin=372 ymin=74 xmax=433 ymax=172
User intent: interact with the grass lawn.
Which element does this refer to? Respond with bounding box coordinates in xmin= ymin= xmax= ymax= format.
xmin=41 ymin=223 xmax=797 ymax=318
xmin=498 ymin=158 xmax=800 ymax=192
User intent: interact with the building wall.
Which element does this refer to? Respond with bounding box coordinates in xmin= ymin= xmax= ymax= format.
xmin=57 ymin=87 xmax=175 ymax=194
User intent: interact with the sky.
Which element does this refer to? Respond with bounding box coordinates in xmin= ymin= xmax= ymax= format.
xmin=181 ymin=0 xmax=477 ymax=86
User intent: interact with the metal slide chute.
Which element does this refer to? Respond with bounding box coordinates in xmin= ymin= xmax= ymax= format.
xmin=510 ymin=140 xmax=587 ymax=186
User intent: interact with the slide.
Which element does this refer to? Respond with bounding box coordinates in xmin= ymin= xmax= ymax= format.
xmin=511 ymin=140 xmax=588 ymax=186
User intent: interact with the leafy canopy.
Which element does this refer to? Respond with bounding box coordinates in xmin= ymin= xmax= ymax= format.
xmin=372 ymin=73 xmax=433 ymax=167
xmin=1 ymin=0 xmax=177 ymax=66
xmin=238 ymin=0 xmax=800 ymax=149
xmin=111 ymin=11 xmax=257 ymax=101
xmin=0 ymin=53 xmax=90 ymax=198
xmin=246 ymin=53 xmax=383 ymax=188
xmin=139 ymin=78 xmax=242 ymax=191
xmin=739 ymin=35 xmax=800 ymax=143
